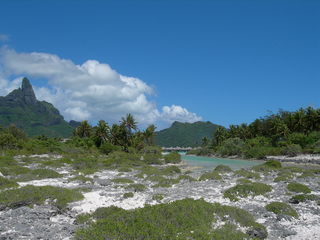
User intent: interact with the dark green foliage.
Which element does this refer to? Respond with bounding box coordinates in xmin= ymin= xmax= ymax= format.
xmin=75 ymin=198 xmax=267 ymax=240
xmin=155 ymin=121 xmax=220 ymax=147
xmin=152 ymin=194 xmax=164 ymax=201
xmin=265 ymin=202 xmax=298 ymax=218
xmin=123 ymin=192 xmax=134 ymax=198
xmin=264 ymin=160 xmax=282 ymax=169
xmin=99 ymin=142 xmax=121 ymax=154
xmin=111 ymin=178 xmax=134 ymax=184
xmin=217 ymin=138 xmax=245 ymax=156
xmin=214 ymin=164 xmax=232 ymax=172
xmin=0 ymin=185 xmax=83 ymax=210
xmin=164 ymin=152 xmax=181 ymax=164
xmin=274 ymin=170 xmax=294 ymax=182
xmin=287 ymin=182 xmax=311 ymax=193
xmin=14 ymin=168 xmax=62 ymax=181
xmin=283 ymin=144 xmax=302 ymax=157
xmin=199 ymin=170 xmax=222 ymax=181
xmin=224 ymin=182 xmax=272 ymax=201
xmin=69 ymin=175 xmax=93 ymax=183
xmin=0 ymin=176 xmax=18 ymax=189
xmin=289 ymin=194 xmax=319 ymax=204
xmin=125 ymin=183 xmax=147 ymax=192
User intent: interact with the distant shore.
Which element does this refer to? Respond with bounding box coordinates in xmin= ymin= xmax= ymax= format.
xmin=184 ymin=153 xmax=320 ymax=167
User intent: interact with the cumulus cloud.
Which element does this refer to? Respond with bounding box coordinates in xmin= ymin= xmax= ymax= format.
xmin=0 ymin=47 xmax=201 ymax=128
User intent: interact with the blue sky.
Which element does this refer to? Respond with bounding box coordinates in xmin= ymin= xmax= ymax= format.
xmin=0 ymin=0 xmax=319 ymax=129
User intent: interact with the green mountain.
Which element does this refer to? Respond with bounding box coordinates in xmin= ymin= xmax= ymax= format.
xmin=0 ymin=77 xmax=75 ymax=137
xmin=155 ymin=121 xmax=221 ymax=147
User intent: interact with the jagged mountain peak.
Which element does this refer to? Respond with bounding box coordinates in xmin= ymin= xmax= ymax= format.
xmin=21 ymin=77 xmax=37 ymax=104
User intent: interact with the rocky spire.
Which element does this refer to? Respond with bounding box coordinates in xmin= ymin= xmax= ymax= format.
xmin=21 ymin=77 xmax=37 ymax=104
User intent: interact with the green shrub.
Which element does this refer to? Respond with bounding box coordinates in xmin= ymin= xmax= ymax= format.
xmin=99 ymin=142 xmax=121 ymax=154
xmin=153 ymin=178 xmax=179 ymax=188
xmin=199 ymin=171 xmax=222 ymax=181
xmin=274 ymin=170 xmax=294 ymax=182
xmin=224 ymin=182 xmax=272 ymax=201
xmin=217 ymin=138 xmax=245 ymax=156
xmin=162 ymin=166 xmax=181 ymax=175
xmin=0 ymin=176 xmax=18 ymax=189
xmin=15 ymin=169 xmax=62 ymax=182
xmin=164 ymin=152 xmax=181 ymax=164
xmin=0 ymin=165 xmax=31 ymax=176
xmin=152 ymin=194 xmax=164 ymax=202
xmin=69 ymin=175 xmax=93 ymax=183
xmin=177 ymin=175 xmax=196 ymax=182
xmin=143 ymin=153 xmax=162 ymax=165
xmin=237 ymin=178 xmax=252 ymax=184
xmin=0 ymin=185 xmax=83 ymax=210
xmin=288 ymin=132 xmax=311 ymax=149
xmin=123 ymin=192 xmax=134 ymax=198
xmin=125 ymin=183 xmax=146 ymax=192
xmin=214 ymin=164 xmax=232 ymax=172
xmin=283 ymin=144 xmax=302 ymax=157
xmin=265 ymin=202 xmax=298 ymax=218
xmin=0 ymin=133 xmax=22 ymax=150
xmin=287 ymin=182 xmax=311 ymax=193
xmin=112 ymin=178 xmax=134 ymax=184
xmin=92 ymin=206 xmax=125 ymax=220
xmin=75 ymin=198 xmax=267 ymax=240
xmin=289 ymin=194 xmax=319 ymax=204
xmin=264 ymin=160 xmax=282 ymax=169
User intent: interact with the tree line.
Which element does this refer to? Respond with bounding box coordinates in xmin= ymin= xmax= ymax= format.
xmin=197 ymin=107 xmax=320 ymax=158
xmin=73 ymin=113 xmax=157 ymax=152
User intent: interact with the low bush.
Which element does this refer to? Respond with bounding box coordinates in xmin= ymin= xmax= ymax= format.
xmin=125 ymin=183 xmax=147 ymax=192
xmin=234 ymin=169 xmax=260 ymax=179
xmin=199 ymin=171 xmax=222 ymax=181
xmin=0 ymin=176 xmax=18 ymax=189
xmin=15 ymin=168 xmax=62 ymax=182
xmin=283 ymin=144 xmax=302 ymax=157
xmin=265 ymin=202 xmax=298 ymax=218
xmin=123 ymin=192 xmax=134 ymax=198
xmin=224 ymin=182 xmax=272 ymax=201
xmin=75 ymin=198 xmax=267 ymax=240
xmin=99 ymin=142 xmax=121 ymax=155
xmin=214 ymin=164 xmax=232 ymax=172
xmin=289 ymin=194 xmax=319 ymax=204
xmin=152 ymin=194 xmax=164 ymax=202
xmin=274 ymin=170 xmax=294 ymax=182
xmin=69 ymin=175 xmax=93 ymax=183
xmin=111 ymin=178 xmax=134 ymax=184
xmin=0 ymin=185 xmax=83 ymax=210
xmin=164 ymin=152 xmax=181 ymax=164
xmin=287 ymin=182 xmax=311 ymax=194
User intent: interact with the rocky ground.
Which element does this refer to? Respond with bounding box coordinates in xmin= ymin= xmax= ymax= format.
xmin=0 ymin=154 xmax=320 ymax=240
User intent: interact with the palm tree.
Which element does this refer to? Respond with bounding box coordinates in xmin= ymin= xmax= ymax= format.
xmin=94 ymin=120 xmax=110 ymax=146
xmin=121 ymin=113 xmax=138 ymax=135
xmin=74 ymin=121 xmax=92 ymax=138
xmin=143 ymin=124 xmax=156 ymax=146
xmin=213 ymin=126 xmax=228 ymax=146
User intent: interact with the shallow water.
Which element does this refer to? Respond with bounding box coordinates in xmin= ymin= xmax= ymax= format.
xmin=181 ymin=154 xmax=263 ymax=170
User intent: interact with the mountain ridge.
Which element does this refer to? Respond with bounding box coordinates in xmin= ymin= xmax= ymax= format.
xmin=155 ymin=121 xmax=220 ymax=147
xmin=0 ymin=78 xmax=76 ymax=137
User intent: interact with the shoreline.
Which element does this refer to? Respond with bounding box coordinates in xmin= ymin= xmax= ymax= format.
xmin=183 ymin=153 xmax=320 ymax=167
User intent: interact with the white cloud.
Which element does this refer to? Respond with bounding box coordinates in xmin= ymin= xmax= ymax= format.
xmin=0 ymin=47 xmax=202 ymax=128
xmin=161 ymin=105 xmax=202 ymax=123
xmin=0 ymin=34 xmax=9 ymax=42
